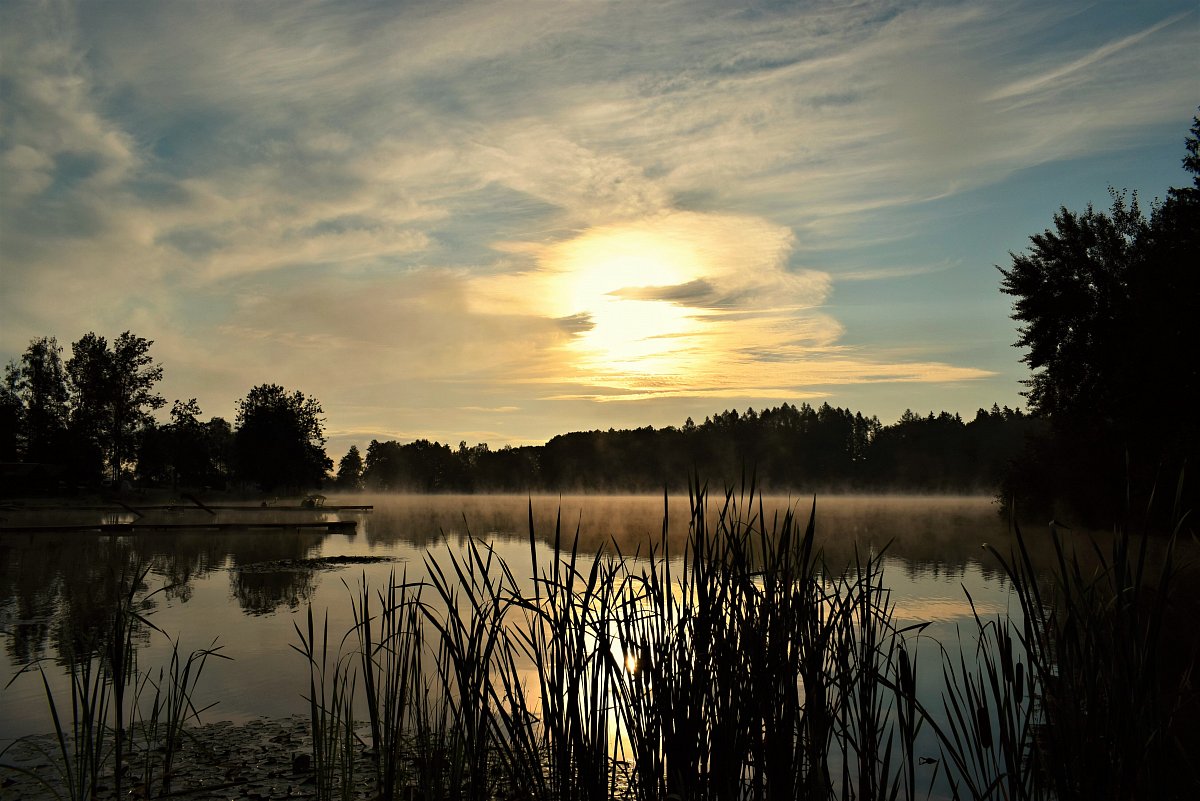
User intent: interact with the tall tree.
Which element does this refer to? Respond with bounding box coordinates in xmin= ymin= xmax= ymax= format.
xmin=166 ymin=398 xmax=206 ymax=487
xmin=234 ymin=384 xmax=332 ymax=492
xmin=15 ymin=337 xmax=70 ymax=463
xmin=107 ymin=332 xmax=166 ymax=484
xmin=0 ymin=361 xmax=23 ymax=461
xmin=335 ymin=445 xmax=364 ymax=491
xmin=66 ymin=332 xmax=165 ymax=483
xmin=138 ymin=399 xmax=230 ymax=488
xmin=998 ymin=112 xmax=1200 ymax=520
xmin=999 ymin=191 xmax=1144 ymax=426
xmin=65 ymin=332 xmax=111 ymax=479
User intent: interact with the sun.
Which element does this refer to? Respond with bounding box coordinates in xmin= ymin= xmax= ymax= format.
xmin=546 ymin=224 xmax=707 ymax=375
xmin=554 ymin=228 xmax=694 ymax=307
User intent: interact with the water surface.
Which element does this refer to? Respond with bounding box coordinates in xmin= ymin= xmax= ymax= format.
xmin=1 ymin=493 xmax=1020 ymax=746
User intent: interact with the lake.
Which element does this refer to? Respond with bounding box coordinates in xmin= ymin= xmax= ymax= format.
xmin=6 ymin=491 xmax=1173 ymax=798
xmin=0 ymin=494 xmax=1014 ymax=736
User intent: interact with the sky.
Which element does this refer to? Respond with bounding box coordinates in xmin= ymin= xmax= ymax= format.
xmin=1 ymin=0 xmax=1197 ymax=459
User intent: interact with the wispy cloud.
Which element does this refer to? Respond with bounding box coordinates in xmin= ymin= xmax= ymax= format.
xmin=987 ymin=11 xmax=1194 ymax=105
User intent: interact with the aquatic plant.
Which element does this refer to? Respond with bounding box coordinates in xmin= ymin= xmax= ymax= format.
xmin=310 ymin=480 xmax=933 ymax=800
xmin=985 ymin=518 xmax=1194 ymax=799
xmin=10 ymin=487 xmax=1194 ymax=800
xmin=291 ymin=605 xmax=358 ymax=801
xmin=132 ymin=636 xmax=228 ymax=796
xmin=906 ymin=508 xmax=1198 ymax=800
xmin=2 ymin=637 xmax=113 ymax=801
xmin=348 ymin=567 xmax=427 ymax=800
xmin=1 ymin=551 xmax=224 ymax=801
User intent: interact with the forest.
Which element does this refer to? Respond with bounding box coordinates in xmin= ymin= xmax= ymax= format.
xmin=351 ymin=404 xmax=1038 ymax=495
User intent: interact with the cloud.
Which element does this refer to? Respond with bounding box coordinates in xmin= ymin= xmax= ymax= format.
xmin=986 ymin=11 xmax=1193 ymax=105
xmin=2 ymin=0 xmax=1194 ymax=442
xmin=475 ymin=125 xmax=672 ymax=225
xmin=462 ymin=209 xmax=992 ymax=402
xmin=834 ymin=260 xmax=960 ymax=283
xmin=610 ymin=279 xmax=717 ymax=305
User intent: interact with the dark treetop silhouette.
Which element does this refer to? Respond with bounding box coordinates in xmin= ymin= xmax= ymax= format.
xmin=999 ymin=111 xmax=1200 ymax=523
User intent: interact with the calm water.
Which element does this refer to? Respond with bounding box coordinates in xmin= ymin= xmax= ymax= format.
xmin=0 ymin=493 xmax=1024 ymax=749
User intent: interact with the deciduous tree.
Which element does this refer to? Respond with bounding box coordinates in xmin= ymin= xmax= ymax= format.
xmin=66 ymin=332 xmax=165 ymax=483
xmin=0 ymin=361 xmax=23 ymax=461
xmin=233 ymin=384 xmax=331 ymax=492
xmin=14 ymin=337 xmax=70 ymax=463
xmin=138 ymin=399 xmax=232 ymax=488
xmin=998 ymin=112 xmax=1199 ymax=519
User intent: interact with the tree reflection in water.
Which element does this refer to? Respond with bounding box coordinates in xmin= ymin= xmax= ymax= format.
xmin=227 ymin=530 xmax=326 ymax=615
xmin=0 ymin=526 xmax=332 ymax=670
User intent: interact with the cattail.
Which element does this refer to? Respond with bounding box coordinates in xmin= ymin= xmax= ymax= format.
xmin=899 ymin=646 xmax=914 ymax=696
xmin=976 ymin=703 xmax=993 ymax=750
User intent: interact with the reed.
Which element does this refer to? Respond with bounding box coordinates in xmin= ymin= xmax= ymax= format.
xmin=0 ymin=558 xmax=148 ymax=800
xmin=988 ymin=519 xmax=1195 ymax=799
xmin=16 ymin=485 xmax=1192 ymax=800
xmin=363 ymin=479 xmax=944 ymax=800
xmin=914 ymin=603 xmax=1035 ymax=800
xmin=419 ymin=532 xmax=519 ymax=800
xmin=2 ymin=636 xmax=113 ymax=801
xmin=508 ymin=504 xmax=627 ymax=800
xmin=348 ymin=567 xmax=426 ymax=800
xmin=599 ymin=480 xmax=930 ymax=800
xmin=0 ymin=552 xmax=226 ymax=801
xmin=290 ymin=605 xmax=358 ymax=801
xmin=832 ymin=546 xmax=930 ymax=801
xmin=131 ymin=636 xmax=228 ymax=795
xmin=907 ymin=514 xmax=1198 ymax=800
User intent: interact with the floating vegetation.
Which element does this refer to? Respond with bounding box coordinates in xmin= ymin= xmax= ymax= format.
xmin=236 ymin=555 xmax=402 ymax=573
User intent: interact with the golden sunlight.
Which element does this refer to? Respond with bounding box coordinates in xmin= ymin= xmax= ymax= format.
xmin=474 ymin=211 xmax=825 ymax=394
xmin=549 ymin=225 xmax=706 ymax=374
xmin=474 ymin=210 xmax=990 ymax=401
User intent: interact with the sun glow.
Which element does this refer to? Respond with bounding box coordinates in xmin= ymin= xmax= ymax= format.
xmin=471 ymin=210 xmax=982 ymax=401
xmin=547 ymin=224 xmax=708 ymax=375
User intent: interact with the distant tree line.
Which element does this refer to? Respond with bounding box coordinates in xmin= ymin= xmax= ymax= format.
xmin=341 ymin=403 xmax=1041 ymax=495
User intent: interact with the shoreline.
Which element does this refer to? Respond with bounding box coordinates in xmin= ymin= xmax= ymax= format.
xmin=1 ymin=716 xmax=380 ymax=801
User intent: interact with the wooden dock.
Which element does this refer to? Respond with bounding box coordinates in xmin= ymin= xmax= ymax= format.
xmin=0 ymin=520 xmax=360 ymax=534
xmin=0 ymin=504 xmax=374 ymax=512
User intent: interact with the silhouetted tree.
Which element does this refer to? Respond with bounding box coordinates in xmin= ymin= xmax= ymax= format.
xmin=999 ymin=112 xmax=1200 ymax=520
xmin=335 ymin=444 xmax=364 ymax=491
xmin=351 ymin=401 xmax=1036 ymax=496
xmin=138 ymin=399 xmax=232 ymax=488
xmin=0 ymin=362 xmax=21 ymax=461
xmin=233 ymin=384 xmax=331 ymax=492
xmin=165 ymin=399 xmax=206 ymax=487
xmin=64 ymin=333 xmax=110 ymax=479
xmin=204 ymin=417 xmax=234 ymax=485
xmin=64 ymin=332 xmax=165 ymax=484
xmin=999 ymin=193 xmax=1142 ymax=426
xmin=472 ymin=443 xmax=540 ymax=491
xmin=13 ymin=337 xmax=70 ymax=463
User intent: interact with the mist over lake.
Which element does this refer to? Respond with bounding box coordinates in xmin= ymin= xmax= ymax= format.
xmin=2 ymin=488 xmax=1197 ymax=800
xmin=1 ymin=493 xmax=1011 ymax=740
